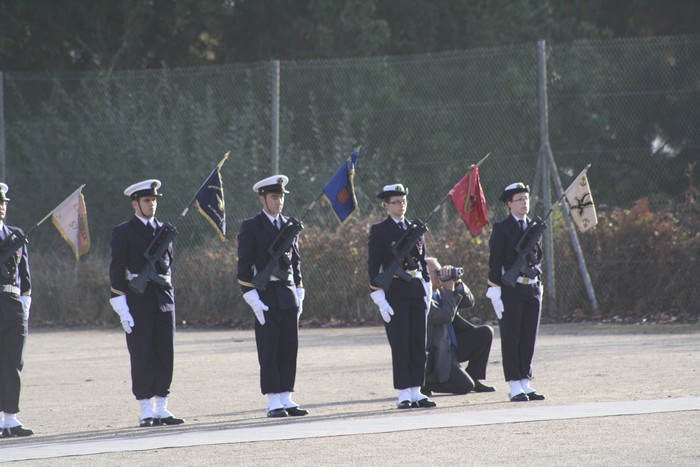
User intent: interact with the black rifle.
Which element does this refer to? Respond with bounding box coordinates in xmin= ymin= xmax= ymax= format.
xmin=0 ymin=230 xmax=28 ymax=281
xmin=501 ymin=216 xmax=546 ymax=288
xmin=373 ymin=219 xmax=428 ymax=292
xmin=128 ymin=224 xmax=177 ymax=295
xmin=251 ymin=217 xmax=304 ymax=291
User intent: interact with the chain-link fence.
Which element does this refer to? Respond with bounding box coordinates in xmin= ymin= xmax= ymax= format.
xmin=1 ymin=35 xmax=698 ymax=325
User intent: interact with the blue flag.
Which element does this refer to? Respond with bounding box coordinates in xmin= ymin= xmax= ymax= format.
xmin=322 ymin=149 xmax=359 ymax=224
xmin=195 ymin=154 xmax=228 ymax=240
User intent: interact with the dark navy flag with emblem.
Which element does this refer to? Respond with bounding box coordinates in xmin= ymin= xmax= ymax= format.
xmin=322 ymin=149 xmax=359 ymax=224
xmin=194 ymin=153 xmax=228 ymax=240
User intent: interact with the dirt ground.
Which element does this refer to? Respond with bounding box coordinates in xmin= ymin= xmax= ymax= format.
xmin=1 ymin=323 xmax=699 ymax=465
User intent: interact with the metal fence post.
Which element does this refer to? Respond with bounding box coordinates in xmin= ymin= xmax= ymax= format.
xmin=537 ymin=39 xmax=600 ymax=314
xmin=0 ymin=71 xmax=5 ymax=182
xmin=536 ymin=40 xmax=557 ymax=314
xmin=270 ymin=60 xmax=280 ymax=175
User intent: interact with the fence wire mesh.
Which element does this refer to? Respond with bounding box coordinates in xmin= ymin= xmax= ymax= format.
xmin=2 ymin=35 xmax=698 ymax=325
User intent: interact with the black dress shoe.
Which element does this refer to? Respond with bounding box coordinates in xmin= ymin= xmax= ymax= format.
xmin=2 ymin=425 xmax=34 ymax=437
xmin=267 ymin=408 xmax=289 ymax=418
xmin=411 ymin=398 xmax=437 ymax=408
xmin=473 ymin=380 xmax=496 ymax=393
xmin=510 ymin=393 xmax=529 ymax=402
xmin=420 ymin=386 xmax=433 ymax=397
xmin=285 ymin=406 xmax=309 ymax=416
xmin=526 ymin=391 xmax=545 ymax=401
xmin=139 ymin=417 xmax=154 ymax=427
xmin=397 ymin=400 xmax=412 ymax=409
xmin=154 ymin=416 xmax=185 ymax=425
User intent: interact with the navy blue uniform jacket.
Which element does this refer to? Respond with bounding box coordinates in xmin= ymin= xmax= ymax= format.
xmin=0 ymin=225 xmax=31 ymax=320
xmin=488 ymin=215 xmax=542 ymax=287
xmin=237 ymin=212 xmax=302 ymax=310
xmin=109 ymin=216 xmax=175 ymax=312
xmin=368 ymin=216 xmax=429 ymax=298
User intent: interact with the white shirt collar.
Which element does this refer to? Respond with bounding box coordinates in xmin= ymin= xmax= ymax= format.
xmin=262 ymin=211 xmax=280 ymax=224
xmin=135 ymin=214 xmax=155 ymax=228
xmin=390 ymin=215 xmax=405 ymax=225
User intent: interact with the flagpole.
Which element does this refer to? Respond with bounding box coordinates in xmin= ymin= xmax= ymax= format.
xmin=473 ymin=151 xmax=491 ymax=168
xmin=177 ymin=151 xmax=230 ymax=224
xmin=26 ymin=184 xmax=86 ymax=236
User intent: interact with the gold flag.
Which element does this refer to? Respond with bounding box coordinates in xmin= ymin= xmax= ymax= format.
xmin=51 ymin=185 xmax=91 ymax=261
xmin=564 ymin=164 xmax=598 ymax=232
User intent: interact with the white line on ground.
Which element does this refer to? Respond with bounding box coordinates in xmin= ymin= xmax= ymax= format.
xmin=1 ymin=397 xmax=698 ymax=462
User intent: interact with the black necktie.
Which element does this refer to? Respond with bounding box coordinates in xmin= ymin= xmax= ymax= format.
xmin=147 ymin=222 xmax=155 ymax=236
xmin=518 ymin=219 xmax=525 ymax=231
xmin=398 ymin=221 xmax=405 ymax=231
xmin=274 ymin=218 xmax=280 ymax=230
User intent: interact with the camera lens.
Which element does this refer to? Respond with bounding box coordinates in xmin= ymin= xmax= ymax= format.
xmin=438 ymin=267 xmax=464 ymax=281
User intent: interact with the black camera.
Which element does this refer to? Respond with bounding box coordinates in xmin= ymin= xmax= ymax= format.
xmin=438 ymin=266 xmax=463 ymax=282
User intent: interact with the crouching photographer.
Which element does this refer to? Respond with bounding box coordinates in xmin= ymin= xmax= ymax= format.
xmin=423 ymin=258 xmax=495 ymax=395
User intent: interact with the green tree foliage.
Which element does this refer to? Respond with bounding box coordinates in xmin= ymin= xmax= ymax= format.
xmin=375 ymin=0 xmax=611 ymax=54
xmin=220 ymin=0 xmax=391 ymax=61
xmin=0 ymin=0 xmax=234 ymax=72
xmin=4 ymin=0 xmax=700 ymax=72
xmin=597 ymin=0 xmax=700 ymax=38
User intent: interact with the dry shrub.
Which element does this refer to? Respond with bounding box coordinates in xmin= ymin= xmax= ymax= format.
xmin=172 ymin=236 xmax=246 ymax=326
xmin=579 ymin=198 xmax=700 ymax=320
xmin=25 ymin=201 xmax=699 ymax=327
xmin=299 ymin=214 xmax=494 ymax=326
xmin=29 ymin=246 xmax=113 ymax=326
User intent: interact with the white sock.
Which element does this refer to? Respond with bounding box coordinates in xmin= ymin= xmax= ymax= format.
xmin=154 ymin=396 xmax=174 ymax=418
xmin=138 ymin=399 xmax=154 ymax=420
xmin=409 ymin=386 xmax=426 ymax=402
xmin=397 ymin=388 xmax=412 ymax=404
xmin=267 ymin=393 xmax=283 ymax=410
xmin=508 ymin=380 xmax=524 ymax=397
xmin=521 ymin=379 xmax=536 ymax=394
xmin=4 ymin=412 xmax=20 ymax=428
xmin=280 ymin=391 xmax=298 ymax=408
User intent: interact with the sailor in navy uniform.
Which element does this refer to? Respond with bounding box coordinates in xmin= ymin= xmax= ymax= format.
xmin=486 ymin=183 xmax=546 ymax=402
xmin=109 ymin=179 xmax=184 ymax=427
xmin=237 ymin=175 xmax=308 ymax=418
xmin=368 ymin=184 xmax=436 ymax=409
xmin=0 ymin=183 xmax=34 ymax=437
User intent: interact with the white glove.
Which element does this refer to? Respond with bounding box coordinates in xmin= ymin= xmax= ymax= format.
xmin=243 ymin=289 xmax=269 ymax=325
xmin=109 ymin=295 xmax=134 ymax=334
xmin=370 ymin=289 xmax=394 ymax=323
xmin=296 ymin=288 xmax=305 ymax=319
xmin=20 ymin=295 xmax=32 ymax=319
xmin=486 ymin=286 xmax=504 ymax=320
xmin=422 ymin=280 xmax=433 ymax=310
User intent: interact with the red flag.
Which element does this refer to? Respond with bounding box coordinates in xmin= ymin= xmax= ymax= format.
xmin=450 ymin=165 xmax=489 ymax=236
